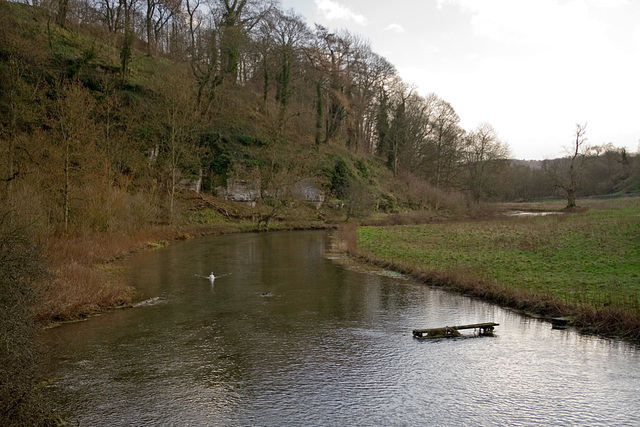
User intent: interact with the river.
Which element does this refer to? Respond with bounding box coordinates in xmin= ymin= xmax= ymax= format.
xmin=44 ymin=230 xmax=640 ymax=426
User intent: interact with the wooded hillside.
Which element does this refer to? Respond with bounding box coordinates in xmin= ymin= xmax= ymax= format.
xmin=1 ymin=0 xmax=638 ymax=234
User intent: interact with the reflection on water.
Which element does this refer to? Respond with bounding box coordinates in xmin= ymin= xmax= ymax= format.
xmin=44 ymin=231 xmax=640 ymax=426
xmin=504 ymin=210 xmax=561 ymax=217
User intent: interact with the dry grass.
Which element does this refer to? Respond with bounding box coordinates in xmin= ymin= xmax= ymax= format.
xmin=574 ymin=307 xmax=640 ymax=341
xmin=43 ymin=230 xmax=174 ymax=266
xmin=36 ymin=227 xmax=196 ymax=323
xmin=35 ymin=262 xmax=134 ymax=322
xmin=338 ymin=222 xmax=359 ymax=252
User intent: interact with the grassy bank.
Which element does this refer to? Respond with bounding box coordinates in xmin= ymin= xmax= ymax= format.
xmin=353 ymin=198 xmax=640 ymax=341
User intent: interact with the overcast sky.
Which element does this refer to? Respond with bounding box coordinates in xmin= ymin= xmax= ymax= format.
xmin=279 ymin=0 xmax=640 ymax=160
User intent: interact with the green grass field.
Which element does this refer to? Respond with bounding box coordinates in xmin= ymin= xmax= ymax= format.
xmin=357 ymin=198 xmax=640 ymax=312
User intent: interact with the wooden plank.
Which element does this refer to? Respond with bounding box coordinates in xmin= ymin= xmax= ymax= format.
xmin=413 ymin=322 xmax=498 ymax=334
xmin=450 ymin=322 xmax=499 ymax=331
xmin=412 ymin=322 xmax=499 ymax=338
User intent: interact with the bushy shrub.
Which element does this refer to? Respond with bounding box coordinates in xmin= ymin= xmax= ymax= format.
xmin=0 ymin=209 xmax=54 ymax=425
xmin=330 ymin=157 xmax=352 ymax=199
xmin=393 ymin=173 xmax=468 ymax=217
xmin=342 ymin=178 xmax=373 ymax=220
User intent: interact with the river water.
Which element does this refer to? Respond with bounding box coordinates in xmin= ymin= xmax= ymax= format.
xmin=44 ymin=230 xmax=640 ymax=426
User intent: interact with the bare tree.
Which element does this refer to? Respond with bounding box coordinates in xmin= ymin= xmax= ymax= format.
xmin=155 ymin=71 xmax=202 ymax=224
xmin=386 ymin=88 xmax=411 ymax=176
xmin=119 ymin=0 xmax=139 ymax=84
xmin=145 ymin=0 xmax=179 ymax=55
xmin=412 ymin=93 xmax=463 ymax=188
xmin=186 ymin=0 xmax=223 ymax=114
xmin=57 ymin=0 xmax=70 ymax=27
xmin=367 ymin=57 xmax=396 ymax=155
xmin=547 ymin=123 xmax=589 ymax=209
xmin=254 ymin=143 xmax=316 ymax=229
xmin=262 ymin=8 xmax=310 ymax=134
xmin=343 ymin=177 xmax=374 ymax=221
xmin=306 ymin=25 xmax=351 ymax=144
xmin=54 ymin=83 xmax=98 ymax=232
xmin=97 ymin=0 xmax=124 ymax=33
xmin=343 ymin=38 xmax=395 ymax=153
xmin=215 ymin=0 xmax=275 ymax=83
xmin=462 ymin=123 xmax=511 ymax=202
xmin=398 ymin=92 xmax=432 ymax=175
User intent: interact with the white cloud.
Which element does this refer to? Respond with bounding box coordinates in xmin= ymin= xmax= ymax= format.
xmin=634 ymin=25 xmax=640 ymax=51
xmin=426 ymin=45 xmax=441 ymax=55
xmin=315 ymin=0 xmax=368 ymax=25
xmin=589 ymin=0 xmax=629 ymax=7
xmin=435 ymin=0 xmax=449 ymax=9
xmin=437 ymin=0 xmax=607 ymax=49
xmin=384 ymin=23 xmax=405 ymax=33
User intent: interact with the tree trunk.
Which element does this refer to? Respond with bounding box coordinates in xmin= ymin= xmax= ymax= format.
xmin=56 ymin=0 xmax=69 ymax=28
xmin=64 ymin=139 xmax=70 ymax=232
xmin=315 ymin=81 xmax=323 ymax=148
xmin=566 ymin=188 xmax=576 ymax=208
xmin=4 ymin=84 xmax=17 ymax=196
xmin=169 ymin=113 xmax=177 ymax=224
xmin=146 ymin=0 xmax=153 ymax=55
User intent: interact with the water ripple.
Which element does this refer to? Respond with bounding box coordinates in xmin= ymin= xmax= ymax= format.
xmin=44 ymin=231 xmax=640 ymax=426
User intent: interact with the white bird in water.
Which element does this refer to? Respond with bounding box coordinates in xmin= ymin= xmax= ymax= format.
xmin=195 ymin=272 xmax=230 ymax=282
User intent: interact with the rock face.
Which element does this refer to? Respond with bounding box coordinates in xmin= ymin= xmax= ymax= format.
xmin=291 ymin=178 xmax=326 ymax=209
xmin=217 ymin=177 xmax=325 ymax=208
xmin=218 ymin=179 xmax=261 ymax=206
xmin=179 ymin=169 xmax=203 ymax=193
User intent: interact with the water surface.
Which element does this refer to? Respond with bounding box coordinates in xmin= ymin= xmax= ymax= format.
xmin=45 ymin=231 xmax=640 ymax=426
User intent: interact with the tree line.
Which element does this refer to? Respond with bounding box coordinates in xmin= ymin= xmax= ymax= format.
xmin=505 ymin=131 xmax=639 ymax=205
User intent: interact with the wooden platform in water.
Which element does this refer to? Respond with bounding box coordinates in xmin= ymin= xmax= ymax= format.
xmin=412 ymin=322 xmax=499 ymax=339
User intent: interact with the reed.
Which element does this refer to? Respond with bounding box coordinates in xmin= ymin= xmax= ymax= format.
xmin=36 ymin=227 xmax=188 ymax=323
xmin=35 ymin=262 xmax=134 ymax=322
xmin=338 ymin=222 xmax=359 ymax=252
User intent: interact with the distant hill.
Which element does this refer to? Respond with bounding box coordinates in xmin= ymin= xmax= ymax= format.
xmin=510 ymin=159 xmax=544 ymax=170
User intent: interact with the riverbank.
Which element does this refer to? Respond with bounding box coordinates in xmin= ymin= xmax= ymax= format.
xmin=347 ymin=197 xmax=640 ymax=342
